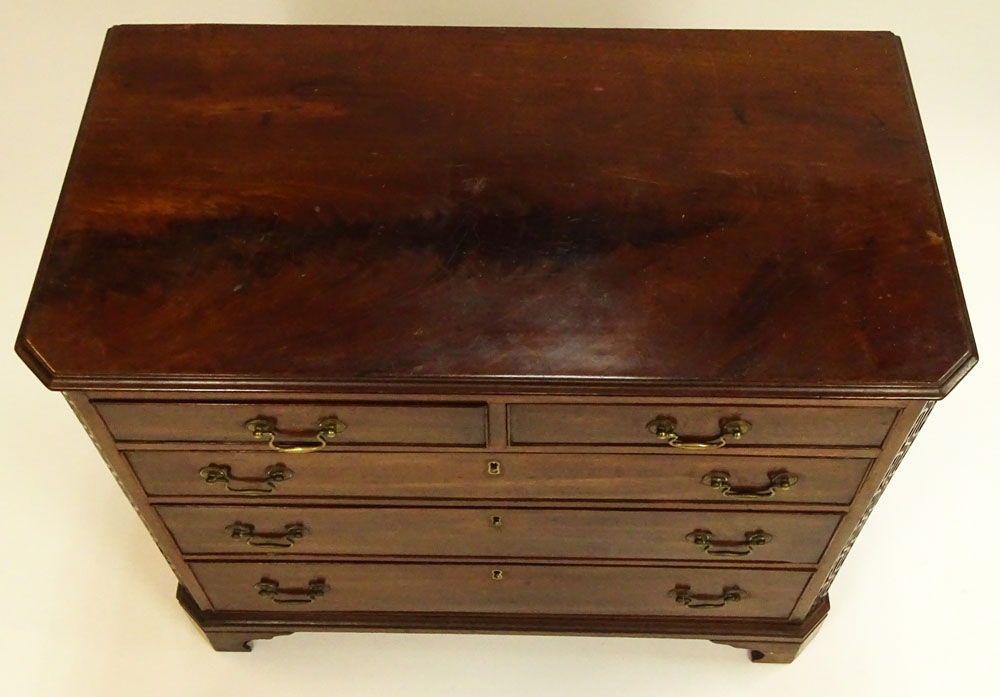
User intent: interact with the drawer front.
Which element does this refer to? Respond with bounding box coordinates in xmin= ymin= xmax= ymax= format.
xmin=128 ymin=451 xmax=871 ymax=504
xmin=508 ymin=404 xmax=897 ymax=447
xmin=191 ymin=562 xmax=811 ymax=617
xmin=96 ymin=401 xmax=487 ymax=446
xmin=160 ymin=505 xmax=841 ymax=563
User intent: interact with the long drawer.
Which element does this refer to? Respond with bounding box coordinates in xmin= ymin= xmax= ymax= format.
xmin=508 ymin=404 xmax=898 ymax=447
xmin=95 ymin=401 xmax=488 ymax=446
xmin=191 ymin=562 xmax=812 ymax=618
xmin=128 ymin=451 xmax=871 ymax=504
xmin=160 ymin=505 xmax=841 ymax=563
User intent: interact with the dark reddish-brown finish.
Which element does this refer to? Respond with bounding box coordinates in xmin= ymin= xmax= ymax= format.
xmin=126 ymin=450 xmax=873 ymax=504
xmin=508 ymin=403 xmax=897 ymax=446
xmin=95 ymin=400 xmax=487 ymax=446
xmin=190 ymin=561 xmax=812 ymax=618
xmin=158 ymin=504 xmax=841 ymax=563
xmin=17 ymin=27 xmax=976 ymax=663
xmin=16 ymin=25 xmax=975 ymax=396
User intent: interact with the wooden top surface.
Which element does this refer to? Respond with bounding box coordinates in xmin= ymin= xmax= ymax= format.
xmin=17 ymin=25 xmax=976 ymax=396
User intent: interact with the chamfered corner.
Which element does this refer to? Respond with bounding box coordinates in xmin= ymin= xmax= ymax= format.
xmin=14 ymin=331 xmax=58 ymax=390
xmin=933 ymin=346 xmax=979 ymax=399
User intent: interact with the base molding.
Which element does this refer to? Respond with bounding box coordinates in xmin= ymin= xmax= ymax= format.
xmin=712 ymin=625 xmax=823 ymax=664
xmin=177 ymin=586 xmax=828 ymax=662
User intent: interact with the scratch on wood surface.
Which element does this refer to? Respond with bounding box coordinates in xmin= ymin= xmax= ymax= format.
xmin=606 ymin=172 xmax=669 ymax=187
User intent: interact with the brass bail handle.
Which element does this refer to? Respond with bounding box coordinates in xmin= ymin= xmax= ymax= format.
xmin=199 ymin=463 xmax=292 ymax=495
xmin=701 ymin=470 xmax=798 ymax=499
xmin=646 ymin=416 xmax=751 ymax=449
xmin=254 ymin=578 xmax=330 ymax=604
xmin=227 ymin=522 xmax=310 ymax=548
xmin=245 ymin=416 xmax=346 ymax=453
xmin=669 ymin=585 xmax=747 ymax=609
xmin=686 ymin=529 xmax=773 ymax=557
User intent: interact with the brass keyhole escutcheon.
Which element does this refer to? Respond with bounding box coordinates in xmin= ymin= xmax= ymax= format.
xmin=491 ymin=569 xmax=503 ymax=580
xmin=487 ymin=461 xmax=502 ymax=475
xmin=491 ymin=515 xmax=503 ymax=528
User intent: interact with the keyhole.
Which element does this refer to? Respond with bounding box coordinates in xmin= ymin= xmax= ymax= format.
xmin=491 ymin=569 xmax=503 ymax=580
xmin=491 ymin=515 xmax=503 ymax=528
xmin=487 ymin=461 xmax=501 ymax=476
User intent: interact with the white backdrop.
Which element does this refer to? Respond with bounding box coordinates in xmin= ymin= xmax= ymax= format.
xmin=1 ymin=2 xmax=996 ymax=695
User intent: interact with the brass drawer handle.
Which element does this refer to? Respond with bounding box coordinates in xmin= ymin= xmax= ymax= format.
xmin=226 ymin=522 xmax=309 ymax=548
xmin=254 ymin=578 xmax=330 ymax=604
xmin=701 ymin=470 xmax=798 ymax=499
xmin=199 ymin=463 xmax=292 ymax=495
xmin=646 ymin=417 xmax=751 ymax=449
xmin=245 ymin=416 xmax=346 ymax=453
xmin=686 ymin=529 xmax=773 ymax=556
xmin=669 ymin=584 xmax=747 ymax=609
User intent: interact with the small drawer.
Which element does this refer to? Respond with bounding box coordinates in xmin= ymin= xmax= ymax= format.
xmin=159 ymin=505 xmax=841 ymax=563
xmin=95 ymin=401 xmax=487 ymax=446
xmin=127 ymin=451 xmax=870 ymax=504
xmin=508 ymin=404 xmax=897 ymax=448
xmin=191 ymin=561 xmax=812 ymax=618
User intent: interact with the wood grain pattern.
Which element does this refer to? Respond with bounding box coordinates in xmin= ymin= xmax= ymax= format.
xmin=508 ymin=403 xmax=897 ymax=447
xmin=95 ymin=400 xmax=487 ymax=446
xmin=816 ymin=400 xmax=934 ymax=597
xmin=127 ymin=450 xmax=872 ymax=504
xmin=191 ymin=561 xmax=812 ymax=617
xmin=62 ymin=393 xmax=213 ymax=608
xmin=786 ymin=399 xmax=924 ymax=620
xmin=16 ymin=27 xmax=977 ymax=662
xmin=159 ymin=505 xmax=841 ymax=563
xmin=177 ymin=583 xmax=830 ymax=654
xmin=16 ymin=25 xmax=976 ymax=395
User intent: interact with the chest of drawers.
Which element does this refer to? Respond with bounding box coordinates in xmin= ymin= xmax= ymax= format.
xmin=16 ymin=25 xmax=976 ymax=662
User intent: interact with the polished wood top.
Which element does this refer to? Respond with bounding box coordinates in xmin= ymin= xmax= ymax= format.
xmin=17 ymin=25 xmax=976 ymax=395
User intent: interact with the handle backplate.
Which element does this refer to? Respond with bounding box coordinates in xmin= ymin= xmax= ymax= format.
xmin=701 ymin=470 xmax=798 ymax=499
xmin=686 ymin=529 xmax=773 ymax=556
xmin=254 ymin=578 xmax=330 ymax=604
xmin=199 ymin=463 xmax=292 ymax=495
xmin=669 ymin=584 xmax=747 ymax=609
xmin=646 ymin=417 xmax=751 ymax=449
xmin=227 ymin=522 xmax=309 ymax=548
xmin=246 ymin=416 xmax=346 ymax=453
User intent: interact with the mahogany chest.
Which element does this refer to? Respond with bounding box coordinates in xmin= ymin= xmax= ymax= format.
xmin=16 ymin=25 xmax=976 ymax=662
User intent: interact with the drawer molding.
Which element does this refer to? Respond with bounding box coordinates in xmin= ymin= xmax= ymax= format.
xmin=96 ymin=401 xmax=489 ymax=447
xmin=16 ymin=24 xmax=975 ymax=666
xmin=160 ymin=505 xmax=841 ymax=564
xmin=508 ymin=403 xmax=898 ymax=448
xmin=177 ymin=583 xmax=829 ymax=663
xmin=132 ymin=451 xmax=872 ymax=505
xmin=190 ymin=562 xmax=812 ymax=618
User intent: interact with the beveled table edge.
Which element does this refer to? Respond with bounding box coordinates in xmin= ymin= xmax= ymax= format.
xmin=14 ymin=332 xmax=979 ymax=400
